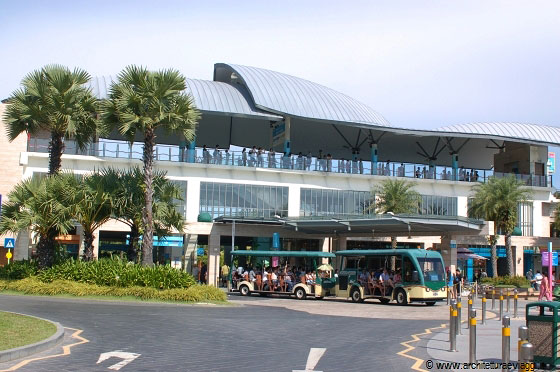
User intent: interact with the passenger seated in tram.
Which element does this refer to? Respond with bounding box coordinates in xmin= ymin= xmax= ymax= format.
xmin=305 ymin=270 xmax=314 ymax=285
xmin=380 ymin=268 xmax=394 ymax=295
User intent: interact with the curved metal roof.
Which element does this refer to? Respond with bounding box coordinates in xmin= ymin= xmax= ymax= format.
xmin=436 ymin=122 xmax=560 ymax=146
xmin=185 ymin=79 xmax=280 ymax=120
xmin=214 ymin=63 xmax=391 ymax=128
xmin=86 ymin=76 xmax=280 ymax=120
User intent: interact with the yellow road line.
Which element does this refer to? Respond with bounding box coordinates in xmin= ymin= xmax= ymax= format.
xmin=396 ymin=309 xmax=499 ymax=371
xmin=397 ymin=323 xmax=447 ymax=372
xmin=0 ymin=327 xmax=89 ymax=371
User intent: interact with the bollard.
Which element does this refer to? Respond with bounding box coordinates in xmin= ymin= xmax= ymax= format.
xmin=492 ymin=288 xmax=496 ymax=309
xmin=499 ymin=289 xmax=504 ymax=321
xmin=502 ymin=315 xmax=510 ymax=372
xmin=525 ymin=287 xmax=529 ymax=301
xmin=449 ymin=300 xmax=457 ymax=352
xmin=520 ymin=342 xmax=534 ymax=372
xmin=467 ymin=293 xmax=473 ymax=330
xmin=475 ymin=283 xmax=478 ymax=298
xmin=518 ymin=325 xmax=528 ymax=363
xmin=482 ymin=296 xmax=487 ymax=324
xmin=457 ymin=296 xmax=462 ymax=335
xmin=513 ymin=289 xmax=518 ymax=318
xmin=469 ymin=309 xmax=477 ymax=363
xmin=506 ymin=288 xmax=510 ymax=312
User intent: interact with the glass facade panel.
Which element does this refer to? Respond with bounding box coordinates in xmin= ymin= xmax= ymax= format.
xmin=199 ymin=182 xmax=288 ymax=218
xmin=517 ymin=202 xmax=533 ymax=236
xmin=170 ymin=180 xmax=187 ymax=218
xmin=300 ymin=188 xmax=373 ymax=216
xmin=418 ymin=195 xmax=457 ymax=216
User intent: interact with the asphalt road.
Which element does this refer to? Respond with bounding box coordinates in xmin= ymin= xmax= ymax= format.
xmin=0 ymin=294 xmax=443 ymax=372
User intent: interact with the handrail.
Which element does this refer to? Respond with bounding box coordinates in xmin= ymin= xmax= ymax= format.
xmin=26 ymin=137 xmax=553 ymax=187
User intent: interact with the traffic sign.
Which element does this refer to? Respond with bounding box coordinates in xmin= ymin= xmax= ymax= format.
xmin=4 ymin=238 xmax=14 ymax=249
xmin=5 ymin=251 xmax=12 ymax=260
xmin=542 ymin=251 xmax=558 ymax=266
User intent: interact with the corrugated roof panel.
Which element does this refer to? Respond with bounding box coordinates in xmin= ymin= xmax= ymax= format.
xmin=216 ymin=63 xmax=391 ymax=127
xmin=437 ymin=122 xmax=560 ymax=146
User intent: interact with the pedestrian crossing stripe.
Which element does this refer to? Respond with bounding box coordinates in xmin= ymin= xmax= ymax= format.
xmin=4 ymin=238 xmax=14 ymax=249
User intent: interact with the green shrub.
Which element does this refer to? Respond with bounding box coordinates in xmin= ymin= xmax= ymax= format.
xmin=37 ymin=258 xmax=196 ymax=290
xmin=480 ymin=276 xmax=530 ymax=288
xmin=0 ymin=261 xmax=38 ymax=280
xmin=0 ymin=278 xmax=226 ymax=303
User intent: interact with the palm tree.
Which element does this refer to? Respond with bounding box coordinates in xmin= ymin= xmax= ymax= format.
xmin=99 ymin=66 xmax=199 ymax=266
xmin=3 ymin=65 xmax=98 ymax=175
xmin=369 ymin=179 xmax=420 ymax=268
xmin=61 ymin=173 xmax=113 ymax=261
xmin=100 ymin=168 xmax=185 ymax=263
xmin=0 ymin=176 xmax=74 ymax=268
xmin=469 ymin=176 xmax=532 ymax=277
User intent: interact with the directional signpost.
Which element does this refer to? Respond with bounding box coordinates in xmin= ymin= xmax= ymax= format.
xmin=4 ymin=238 xmax=14 ymax=265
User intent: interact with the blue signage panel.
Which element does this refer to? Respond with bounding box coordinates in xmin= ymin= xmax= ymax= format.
xmin=4 ymin=238 xmax=14 ymax=249
xmin=542 ymin=251 xmax=558 ymax=266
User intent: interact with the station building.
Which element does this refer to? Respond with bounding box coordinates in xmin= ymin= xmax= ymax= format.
xmin=1 ymin=63 xmax=559 ymax=285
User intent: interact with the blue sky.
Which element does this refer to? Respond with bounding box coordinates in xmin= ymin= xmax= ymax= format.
xmin=1 ymin=0 xmax=559 ymax=184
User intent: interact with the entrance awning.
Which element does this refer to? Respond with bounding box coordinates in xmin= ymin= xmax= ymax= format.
xmin=214 ymin=214 xmax=484 ymax=237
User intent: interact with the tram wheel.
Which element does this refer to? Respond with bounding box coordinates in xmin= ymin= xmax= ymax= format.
xmin=239 ymin=285 xmax=250 ymax=296
xmin=351 ymin=288 xmax=362 ymax=303
xmin=396 ymin=289 xmax=408 ymax=305
xmin=295 ymin=287 xmax=307 ymax=300
xmin=425 ymin=301 xmax=436 ymax=306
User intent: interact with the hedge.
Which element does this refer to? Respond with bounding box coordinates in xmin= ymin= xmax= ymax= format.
xmin=0 ymin=278 xmax=226 ymax=303
xmin=480 ymin=276 xmax=531 ymax=288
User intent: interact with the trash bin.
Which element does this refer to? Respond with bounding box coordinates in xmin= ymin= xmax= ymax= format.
xmin=526 ymin=301 xmax=560 ymax=366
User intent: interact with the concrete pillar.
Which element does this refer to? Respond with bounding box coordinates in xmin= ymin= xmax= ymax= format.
xmin=457 ymin=196 xmax=468 ymax=218
xmin=207 ymin=232 xmax=220 ymax=287
xmin=321 ymin=237 xmax=331 ymax=264
xmin=183 ymin=234 xmax=198 ymax=274
xmin=284 ymin=117 xmax=291 ymax=155
xmin=186 ymin=180 xmax=201 ymax=223
xmin=440 ymin=236 xmax=457 ymax=272
xmin=14 ymin=230 xmax=30 ymax=261
xmin=288 ymin=185 xmax=301 ymax=217
xmin=514 ymin=243 xmax=524 ymax=276
xmin=333 ymin=237 xmax=347 ymax=271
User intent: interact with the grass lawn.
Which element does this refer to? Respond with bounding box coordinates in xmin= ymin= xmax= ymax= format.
xmin=0 ymin=311 xmax=57 ymax=351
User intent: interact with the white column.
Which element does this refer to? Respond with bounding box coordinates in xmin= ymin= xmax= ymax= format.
xmin=532 ymin=201 xmax=542 ymax=237
xmin=186 ymin=179 xmax=201 ymax=223
xmin=457 ymin=196 xmax=468 ymax=217
xmin=288 ymin=185 xmax=301 ymax=217
xmin=92 ymin=229 xmax=100 ymax=260
xmin=76 ymin=225 xmax=85 ymax=259
xmin=321 ymin=238 xmax=331 ymax=264
xmin=207 ymin=232 xmax=220 ymax=287
xmin=183 ymin=234 xmax=198 ymax=273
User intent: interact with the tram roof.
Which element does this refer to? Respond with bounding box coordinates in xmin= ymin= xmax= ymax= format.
xmin=335 ymin=249 xmax=443 ymax=258
xmin=230 ymin=250 xmax=335 ymax=258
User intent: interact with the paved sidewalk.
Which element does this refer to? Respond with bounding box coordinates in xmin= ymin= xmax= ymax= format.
xmin=424 ymin=298 xmax=530 ymax=371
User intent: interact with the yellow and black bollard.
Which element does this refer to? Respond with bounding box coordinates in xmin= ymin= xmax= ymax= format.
xmin=502 ymin=315 xmax=510 ymax=372
xmin=481 ymin=296 xmax=487 ymax=324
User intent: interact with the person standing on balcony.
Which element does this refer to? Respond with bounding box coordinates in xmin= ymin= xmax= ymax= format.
xmin=346 ymin=159 xmax=351 ymax=173
xmin=202 ymin=145 xmax=210 ymax=164
xmin=296 ymin=152 xmax=304 ymax=170
xmin=306 ymin=151 xmax=312 ymax=170
xmin=241 ymin=148 xmax=247 ymax=166
xmin=327 ymin=154 xmax=332 ymax=172
xmin=257 ymin=147 xmax=264 ymax=167
xmin=268 ymin=148 xmax=276 ymax=168
xmin=224 ymin=149 xmax=230 ymax=165
xmin=359 ymin=158 xmax=364 ymax=174
xmin=213 ymin=145 xmax=221 ymax=165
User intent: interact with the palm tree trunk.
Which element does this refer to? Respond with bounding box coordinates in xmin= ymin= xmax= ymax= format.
xmin=141 ymin=128 xmax=155 ymax=267
xmin=36 ymin=233 xmax=56 ymax=269
xmin=505 ymin=233 xmax=514 ymax=277
xmin=390 ymin=237 xmax=397 ymax=271
xmin=82 ymin=230 xmax=95 ymax=261
xmin=48 ymin=132 xmax=64 ymax=175
xmin=490 ymin=237 xmax=498 ymax=278
xmin=127 ymin=223 xmax=140 ymax=263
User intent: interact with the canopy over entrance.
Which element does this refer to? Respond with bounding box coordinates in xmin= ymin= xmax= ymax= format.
xmin=214 ymin=214 xmax=484 ymax=237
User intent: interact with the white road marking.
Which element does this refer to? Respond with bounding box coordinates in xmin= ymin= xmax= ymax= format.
xmin=293 ymin=347 xmax=326 ymax=372
xmin=96 ymin=350 xmax=141 ymax=370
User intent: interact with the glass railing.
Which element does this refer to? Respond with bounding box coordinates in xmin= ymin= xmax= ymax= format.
xmin=26 ymin=137 xmax=553 ymax=187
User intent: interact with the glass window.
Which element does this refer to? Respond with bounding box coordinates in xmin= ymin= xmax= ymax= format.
xmin=517 ymin=202 xmax=533 ymax=236
xmin=417 ymin=257 xmax=445 ymax=282
xmin=300 ymin=188 xmax=373 ymax=216
xmin=403 ymin=256 xmax=420 ymax=283
xmin=418 ymin=195 xmax=457 ymax=216
xmin=199 ymin=182 xmax=288 ymax=218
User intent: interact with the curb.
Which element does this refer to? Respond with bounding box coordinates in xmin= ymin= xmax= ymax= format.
xmin=0 ymin=312 xmax=65 ymax=363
